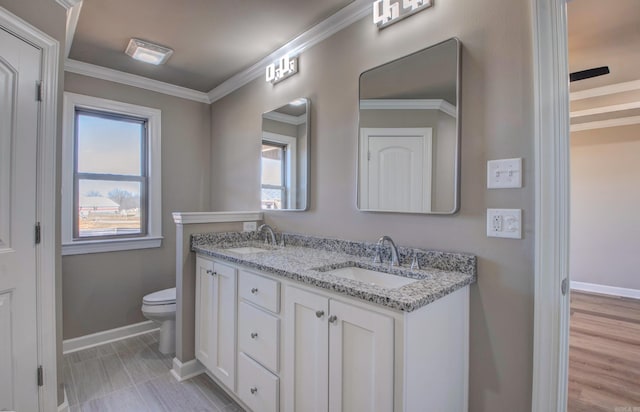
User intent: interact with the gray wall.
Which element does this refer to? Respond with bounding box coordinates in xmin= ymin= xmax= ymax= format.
xmin=209 ymin=1 xmax=534 ymax=410
xmin=63 ymin=72 xmax=211 ymax=339
xmin=0 ymin=0 xmax=67 ymax=403
xmin=570 ymin=123 xmax=640 ymax=290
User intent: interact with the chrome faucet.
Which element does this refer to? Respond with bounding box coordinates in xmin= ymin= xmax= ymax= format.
xmin=257 ymin=224 xmax=276 ymax=245
xmin=375 ymin=235 xmax=400 ymax=267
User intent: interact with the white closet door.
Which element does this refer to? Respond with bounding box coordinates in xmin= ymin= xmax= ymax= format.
xmin=0 ymin=27 xmax=41 ymax=411
xmin=361 ymin=127 xmax=432 ymax=212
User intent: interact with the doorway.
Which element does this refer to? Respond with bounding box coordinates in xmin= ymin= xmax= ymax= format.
xmin=566 ymin=1 xmax=640 ymax=409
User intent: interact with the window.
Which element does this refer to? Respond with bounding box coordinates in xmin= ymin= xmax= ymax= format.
xmin=62 ymin=93 xmax=162 ymax=255
xmin=261 ymin=142 xmax=286 ymax=209
xmin=261 ymin=132 xmax=297 ymax=210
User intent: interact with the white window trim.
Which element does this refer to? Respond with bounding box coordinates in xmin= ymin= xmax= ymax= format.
xmin=62 ymin=92 xmax=162 ymax=255
xmin=262 ymin=131 xmax=297 ymax=209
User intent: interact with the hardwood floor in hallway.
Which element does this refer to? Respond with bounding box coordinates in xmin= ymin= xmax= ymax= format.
xmin=568 ymin=291 xmax=640 ymax=412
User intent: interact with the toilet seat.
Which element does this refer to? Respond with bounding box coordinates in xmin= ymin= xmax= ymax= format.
xmin=143 ymin=287 xmax=176 ymax=306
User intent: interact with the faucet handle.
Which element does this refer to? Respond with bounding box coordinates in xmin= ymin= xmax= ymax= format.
xmin=373 ymin=246 xmax=383 ymax=264
xmin=411 ymin=253 xmax=420 ymax=270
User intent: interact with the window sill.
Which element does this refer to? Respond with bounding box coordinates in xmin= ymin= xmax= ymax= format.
xmin=62 ymin=236 xmax=163 ymax=256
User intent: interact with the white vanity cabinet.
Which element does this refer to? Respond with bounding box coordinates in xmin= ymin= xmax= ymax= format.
xmin=195 ymin=256 xmax=237 ymax=390
xmin=283 ymin=286 xmax=394 ymax=412
xmin=195 ymin=254 xmax=469 ymax=412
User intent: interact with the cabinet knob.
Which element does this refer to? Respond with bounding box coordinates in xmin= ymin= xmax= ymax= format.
xmin=328 ymin=315 xmax=338 ymax=323
xmin=250 ymin=332 xmax=258 ymax=339
xmin=206 ymin=269 xmax=213 ymax=275
xmin=250 ymin=387 xmax=258 ymax=395
xmin=315 ymin=310 xmax=325 ymax=318
xmin=251 ymin=288 xmax=259 ymax=294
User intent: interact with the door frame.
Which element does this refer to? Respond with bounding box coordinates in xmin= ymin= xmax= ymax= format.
xmin=530 ymin=0 xmax=571 ymax=411
xmin=0 ymin=7 xmax=60 ymax=411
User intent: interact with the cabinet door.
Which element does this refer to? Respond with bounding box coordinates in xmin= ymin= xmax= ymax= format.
xmin=283 ymin=286 xmax=329 ymax=412
xmin=195 ymin=257 xmax=214 ymax=371
xmin=328 ymin=300 xmax=394 ymax=412
xmin=210 ymin=261 xmax=237 ymax=390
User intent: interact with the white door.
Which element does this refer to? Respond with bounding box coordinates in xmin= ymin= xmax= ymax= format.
xmin=210 ymin=261 xmax=237 ymax=390
xmin=0 ymin=28 xmax=42 ymax=411
xmin=360 ymin=128 xmax=432 ymax=212
xmin=328 ymin=300 xmax=394 ymax=412
xmin=283 ymin=286 xmax=329 ymax=412
xmin=195 ymin=257 xmax=214 ymax=370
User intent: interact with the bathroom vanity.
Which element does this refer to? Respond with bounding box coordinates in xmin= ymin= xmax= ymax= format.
xmin=190 ymin=232 xmax=476 ymax=412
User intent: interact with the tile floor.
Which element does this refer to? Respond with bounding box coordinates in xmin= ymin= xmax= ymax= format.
xmin=64 ymin=330 xmax=245 ymax=412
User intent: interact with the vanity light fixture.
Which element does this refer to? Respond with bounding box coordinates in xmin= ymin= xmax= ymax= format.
xmin=125 ymin=38 xmax=174 ymax=65
xmin=265 ymin=54 xmax=298 ymax=84
xmin=373 ymin=0 xmax=433 ymax=28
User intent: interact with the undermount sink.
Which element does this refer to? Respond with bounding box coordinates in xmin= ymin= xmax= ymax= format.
xmin=325 ymin=266 xmax=419 ymax=289
xmin=225 ymin=246 xmax=269 ymax=255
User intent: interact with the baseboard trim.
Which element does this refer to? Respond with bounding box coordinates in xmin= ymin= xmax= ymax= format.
xmin=63 ymin=320 xmax=159 ymax=354
xmin=57 ymin=388 xmax=69 ymax=412
xmin=571 ymin=281 xmax=640 ymax=300
xmin=171 ymin=357 xmax=205 ymax=382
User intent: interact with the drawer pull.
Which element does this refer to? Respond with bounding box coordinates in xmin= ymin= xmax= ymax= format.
xmin=250 ymin=387 xmax=258 ymax=395
xmin=328 ymin=315 xmax=338 ymax=323
xmin=251 ymin=287 xmax=259 ymax=294
xmin=250 ymin=332 xmax=258 ymax=339
xmin=206 ymin=269 xmax=212 ymax=275
xmin=315 ymin=310 xmax=325 ymax=318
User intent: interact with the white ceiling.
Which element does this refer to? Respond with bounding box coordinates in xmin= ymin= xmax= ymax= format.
xmin=69 ymin=0 xmax=356 ymax=92
xmin=568 ymin=0 xmax=640 ymax=92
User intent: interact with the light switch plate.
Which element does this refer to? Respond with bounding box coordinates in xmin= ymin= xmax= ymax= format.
xmin=487 ymin=158 xmax=522 ymax=188
xmin=243 ymin=221 xmax=257 ymax=232
xmin=487 ymin=209 xmax=522 ymax=239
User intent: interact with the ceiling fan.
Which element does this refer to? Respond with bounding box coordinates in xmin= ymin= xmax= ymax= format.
xmin=570 ymin=66 xmax=610 ymax=82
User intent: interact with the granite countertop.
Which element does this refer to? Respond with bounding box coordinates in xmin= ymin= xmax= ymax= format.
xmin=191 ymin=232 xmax=477 ymax=312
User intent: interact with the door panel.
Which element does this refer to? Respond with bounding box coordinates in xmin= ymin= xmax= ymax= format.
xmin=328 ymin=300 xmax=394 ymax=412
xmin=283 ymin=286 xmax=329 ymax=412
xmin=195 ymin=257 xmax=214 ymax=370
xmin=0 ymin=27 xmax=41 ymax=412
xmin=211 ymin=261 xmax=237 ymax=390
xmin=361 ymin=127 xmax=432 ymax=212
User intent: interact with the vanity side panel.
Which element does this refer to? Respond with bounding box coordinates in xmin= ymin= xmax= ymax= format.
xmin=404 ymin=285 xmax=469 ymax=411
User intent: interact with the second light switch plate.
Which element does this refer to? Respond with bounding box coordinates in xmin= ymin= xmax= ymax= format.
xmin=487 ymin=158 xmax=522 ymax=188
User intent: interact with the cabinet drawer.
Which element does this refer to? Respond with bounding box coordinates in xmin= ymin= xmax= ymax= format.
xmin=238 ymin=301 xmax=279 ymax=373
xmin=239 ymin=270 xmax=280 ymax=313
xmin=238 ymin=352 xmax=279 ymax=412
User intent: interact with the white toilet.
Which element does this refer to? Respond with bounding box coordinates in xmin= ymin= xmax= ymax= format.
xmin=141 ymin=287 xmax=176 ymax=354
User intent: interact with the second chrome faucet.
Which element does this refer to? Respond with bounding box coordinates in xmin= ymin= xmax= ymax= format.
xmin=374 ymin=235 xmax=400 ymax=267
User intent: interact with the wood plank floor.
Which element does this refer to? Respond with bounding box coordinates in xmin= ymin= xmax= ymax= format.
xmin=568 ymin=291 xmax=640 ymax=412
xmin=64 ymin=331 xmax=245 ymax=412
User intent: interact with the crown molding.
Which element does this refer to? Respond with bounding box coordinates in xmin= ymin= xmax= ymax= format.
xmin=360 ymin=99 xmax=457 ymax=117
xmin=172 ymin=211 xmax=264 ymax=225
xmin=570 ymin=79 xmax=640 ymax=101
xmin=64 ymin=0 xmax=82 ymax=57
xmin=571 ymin=115 xmax=640 ymax=132
xmin=55 ymin=0 xmax=82 ymax=9
xmin=263 ymin=111 xmax=307 ymax=125
xmin=570 ymin=101 xmax=640 ymax=118
xmin=65 ymin=59 xmax=211 ymax=103
xmin=207 ymin=0 xmax=371 ymax=103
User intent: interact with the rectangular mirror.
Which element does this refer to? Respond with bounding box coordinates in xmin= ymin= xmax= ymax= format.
xmin=261 ymin=98 xmax=310 ymax=211
xmin=357 ymin=38 xmax=460 ymax=214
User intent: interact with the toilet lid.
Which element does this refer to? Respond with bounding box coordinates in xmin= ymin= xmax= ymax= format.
xmin=143 ymin=287 xmax=176 ymax=305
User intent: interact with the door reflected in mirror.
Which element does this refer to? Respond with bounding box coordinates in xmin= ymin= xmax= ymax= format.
xmin=261 ymin=98 xmax=309 ymax=211
xmin=357 ymin=38 xmax=460 ymax=214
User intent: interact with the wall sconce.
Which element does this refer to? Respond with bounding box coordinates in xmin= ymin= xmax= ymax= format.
xmin=265 ymin=54 xmax=299 ymax=84
xmin=373 ymin=0 xmax=433 ymax=28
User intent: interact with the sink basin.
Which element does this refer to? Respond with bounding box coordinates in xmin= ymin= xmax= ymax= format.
xmin=326 ymin=266 xmax=418 ymax=289
xmin=225 ymin=246 xmax=269 ymax=255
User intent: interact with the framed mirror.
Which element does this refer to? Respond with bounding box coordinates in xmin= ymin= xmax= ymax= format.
xmin=357 ymin=38 xmax=461 ymax=214
xmin=261 ymin=98 xmax=310 ymax=211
